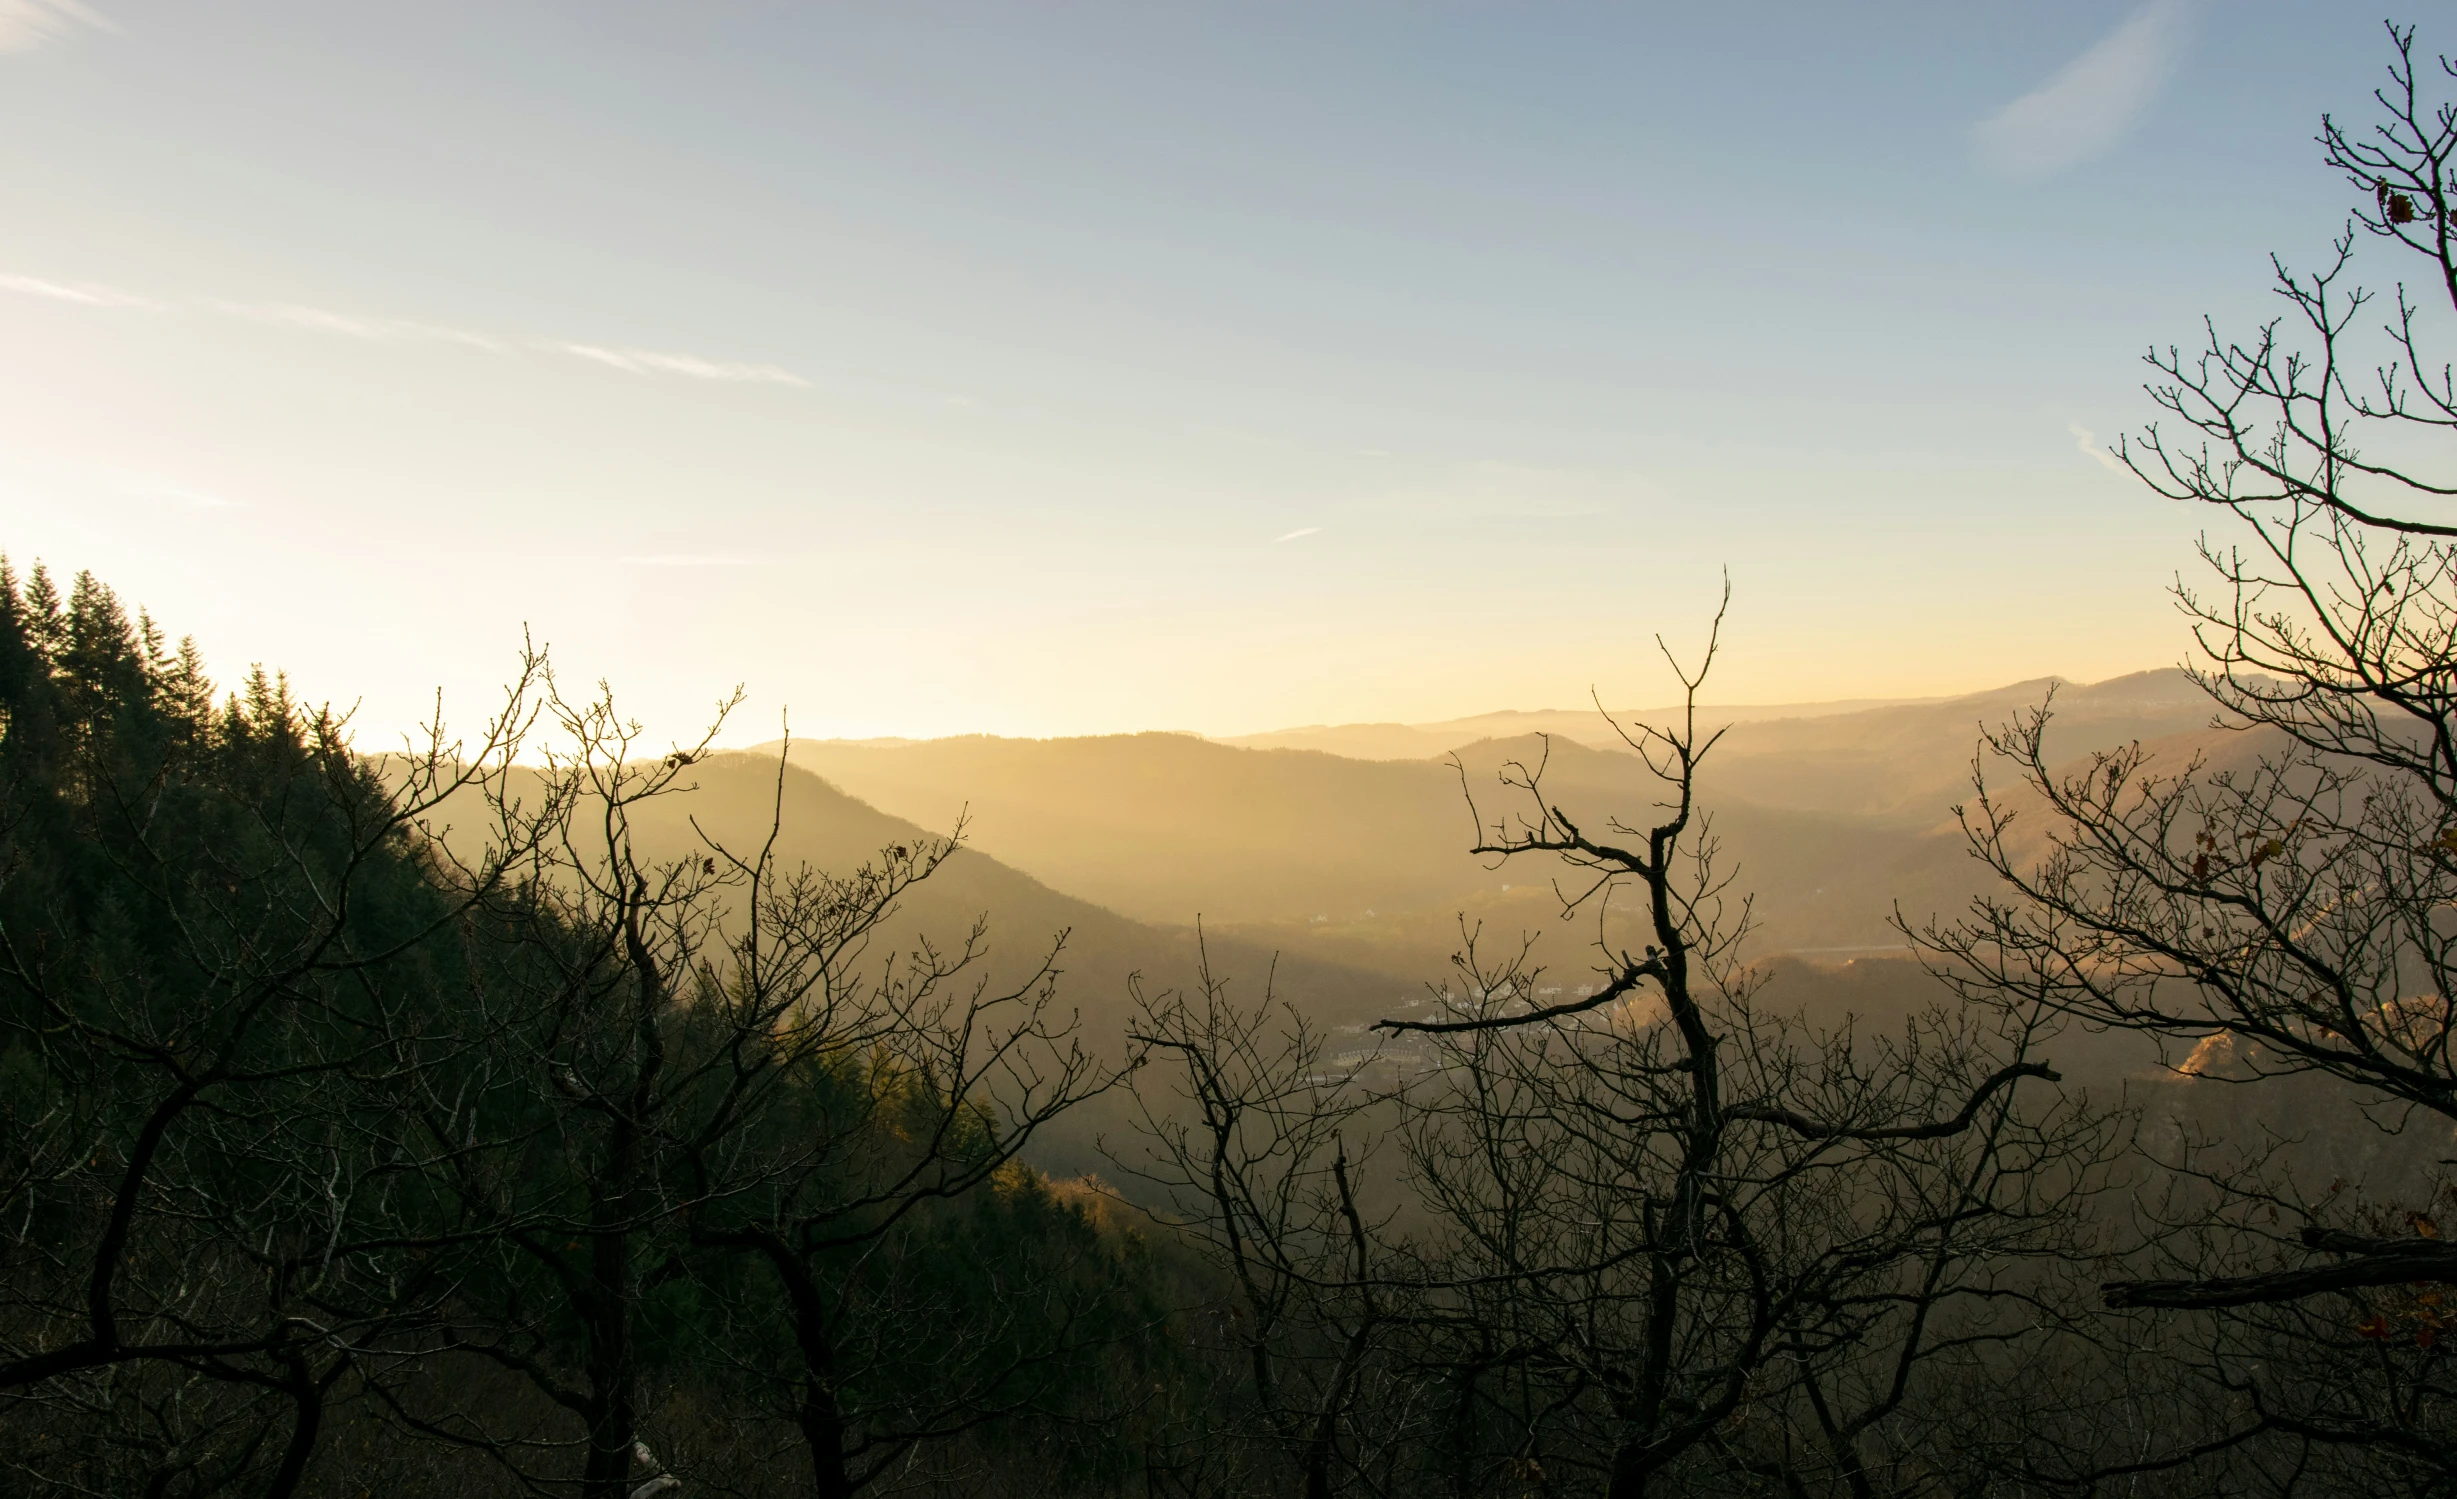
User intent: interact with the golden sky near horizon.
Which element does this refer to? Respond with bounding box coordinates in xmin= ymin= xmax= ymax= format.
xmin=0 ymin=2 xmax=2383 ymax=743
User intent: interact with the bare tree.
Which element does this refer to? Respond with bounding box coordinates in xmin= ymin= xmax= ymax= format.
xmin=678 ymin=777 xmax=1116 ymax=1499
xmin=353 ymin=676 xmax=1120 ymax=1499
xmin=353 ymin=675 xmax=758 ymax=1499
xmin=1365 ymin=595 xmax=2105 ymax=1499
xmin=1125 ymin=941 xmax=1404 ymax=1499
xmin=1922 ymin=13 xmax=2457 ymax=1312
xmin=1130 ymin=595 xmax=2108 ymax=1499
xmin=0 ymin=591 xmax=551 ymax=1498
xmin=1916 ymin=21 xmax=2457 ymax=1490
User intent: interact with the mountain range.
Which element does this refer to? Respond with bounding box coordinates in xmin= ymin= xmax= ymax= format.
xmin=751 ymin=669 xmax=2230 ymax=962
xmin=410 ymin=667 xmax=2253 ymax=1165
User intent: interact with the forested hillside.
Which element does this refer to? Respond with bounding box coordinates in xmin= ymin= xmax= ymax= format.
xmin=417 ymin=748 xmax=1416 ymax=1176
xmin=7 ymin=509 xmax=2456 ymax=1499
xmin=0 ymin=564 xmax=1218 ymax=1498
xmin=12 ymin=521 xmax=2450 ymax=1499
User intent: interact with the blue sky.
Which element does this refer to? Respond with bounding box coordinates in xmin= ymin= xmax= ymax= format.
xmin=0 ymin=2 xmax=2419 ymax=740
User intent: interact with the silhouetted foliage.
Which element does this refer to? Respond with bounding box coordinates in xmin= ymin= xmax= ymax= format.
xmin=0 ymin=564 xmax=1174 ymax=1499
xmin=1922 ymin=20 xmax=2457 ymax=1494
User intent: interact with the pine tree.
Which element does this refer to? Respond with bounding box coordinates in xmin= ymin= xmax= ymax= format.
xmin=0 ymin=559 xmax=61 ymax=776
xmin=159 ymin=635 xmax=215 ymax=737
xmin=21 ymin=564 xmax=63 ymax=662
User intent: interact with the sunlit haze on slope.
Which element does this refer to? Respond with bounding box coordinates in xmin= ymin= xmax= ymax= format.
xmin=0 ymin=2 xmax=2388 ymax=743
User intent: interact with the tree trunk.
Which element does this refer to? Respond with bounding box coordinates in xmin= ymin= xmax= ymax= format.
xmin=263 ymin=1347 xmax=325 ymax=1499
xmin=580 ymin=1226 xmax=639 ymax=1499
xmin=753 ymin=1232 xmax=859 ymax=1499
xmin=1447 ymin=1365 xmax=1480 ymax=1499
xmin=1606 ymin=1441 xmax=1658 ymax=1499
xmin=802 ymin=1371 xmax=855 ymax=1499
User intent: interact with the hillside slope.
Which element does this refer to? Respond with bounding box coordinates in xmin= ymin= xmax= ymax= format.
xmin=424 ymin=752 xmax=1418 ymax=1174
xmin=759 ymin=671 xmax=2226 ymax=947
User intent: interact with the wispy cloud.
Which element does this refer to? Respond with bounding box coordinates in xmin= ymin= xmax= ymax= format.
xmin=561 ymin=344 xmax=810 ymax=387
xmin=2068 ymin=421 xmax=2130 ymax=476
xmin=206 ymin=299 xmax=506 ymax=350
xmin=0 ymin=0 xmax=113 ymax=56
xmin=0 ymin=268 xmax=812 ymax=388
xmin=1274 ymin=526 xmax=1322 ymax=543
xmin=1972 ymin=0 xmax=2196 ymax=178
xmin=0 ymin=271 xmax=156 ymax=309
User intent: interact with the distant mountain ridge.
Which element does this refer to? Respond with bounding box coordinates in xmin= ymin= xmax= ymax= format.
xmin=1214 ymin=669 xmax=2207 ymax=762
xmin=1216 ymin=695 xmax=1948 ymax=761
xmin=751 ymin=669 xmax=2226 ymax=966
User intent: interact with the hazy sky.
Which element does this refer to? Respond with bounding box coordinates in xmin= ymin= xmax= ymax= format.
xmin=0 ymin=2 xmax=2415 ymax=742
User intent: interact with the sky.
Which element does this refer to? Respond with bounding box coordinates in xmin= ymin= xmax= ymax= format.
xmin=0 ymin=1 xmax=2425 ymax=744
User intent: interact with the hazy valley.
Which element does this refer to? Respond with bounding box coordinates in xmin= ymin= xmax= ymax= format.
xmin=750 ymin=667 xmax=2230 ymax=1005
